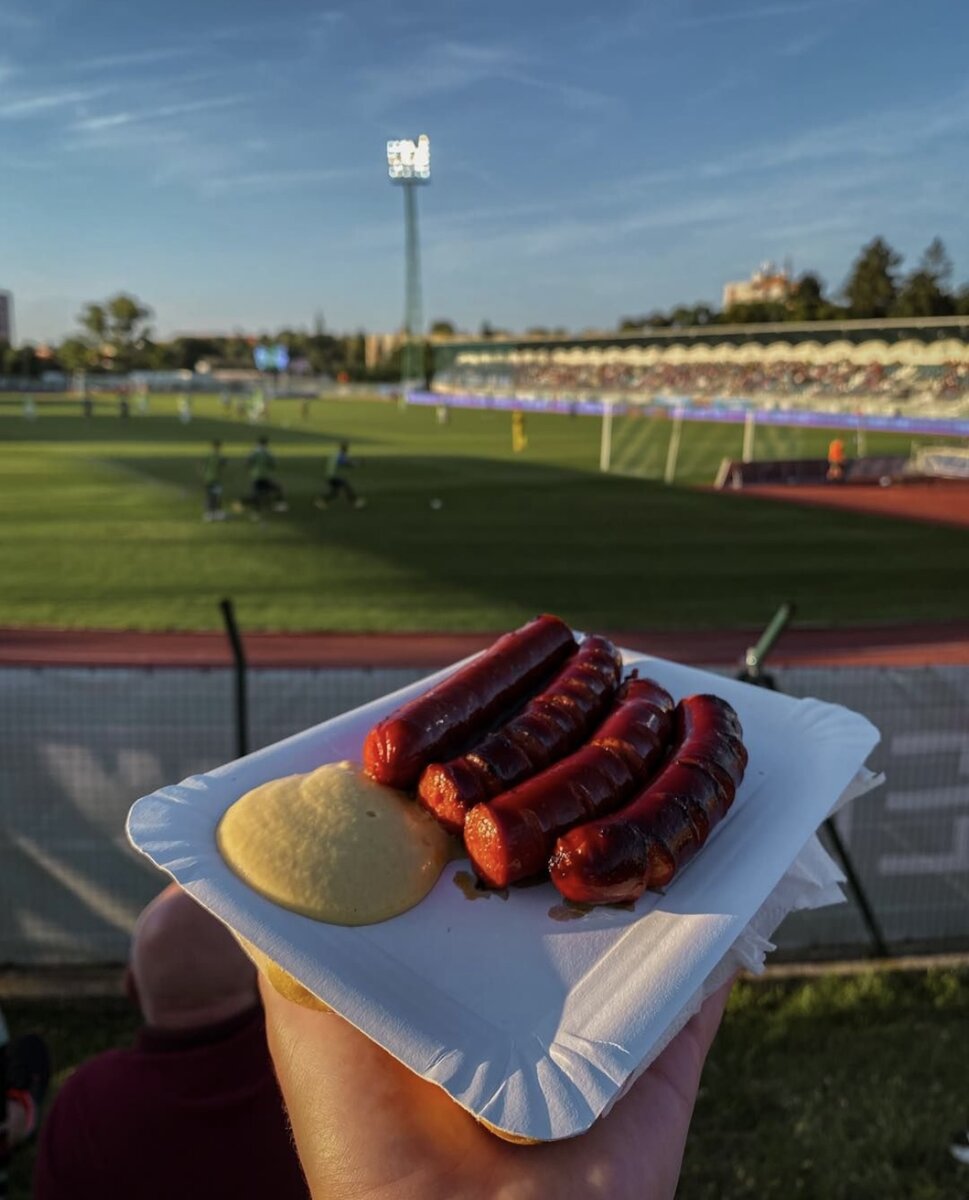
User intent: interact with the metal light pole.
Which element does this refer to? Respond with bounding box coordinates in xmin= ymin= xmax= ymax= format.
xmin=387 ymin=134 xmax=430 ymax=390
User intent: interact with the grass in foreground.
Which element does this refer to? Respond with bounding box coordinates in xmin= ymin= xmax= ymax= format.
xmin=683 ymin=968 xmax=969 ymax=1199
xmin=4 ymin=967 xmax=967 ymax=1199
xmin=2 ymin=394 xmax=967 ymax=632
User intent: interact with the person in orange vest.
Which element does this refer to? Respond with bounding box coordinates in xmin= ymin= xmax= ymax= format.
xmin=827 ymin=436 xmax=846 ymax=482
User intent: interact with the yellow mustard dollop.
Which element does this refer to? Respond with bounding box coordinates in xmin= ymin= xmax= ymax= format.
xmin=217 ymin=761 xmax=451 ymax=926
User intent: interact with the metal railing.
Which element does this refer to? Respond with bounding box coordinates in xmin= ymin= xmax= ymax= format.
xmin=0 ymin=606 xmax=966 ymax=964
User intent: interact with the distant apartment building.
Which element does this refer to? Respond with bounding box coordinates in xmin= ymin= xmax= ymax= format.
xmin=364 ymin=331 xmax=404 ymax=370
xmin=0 ymin=291 xmax=13 ymax=343
xmin=722 ymin=264 xmax=794 ymax=310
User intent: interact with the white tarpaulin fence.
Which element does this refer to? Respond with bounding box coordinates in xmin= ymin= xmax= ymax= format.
xmin=1 ymin=664 xmax=966 ymax=964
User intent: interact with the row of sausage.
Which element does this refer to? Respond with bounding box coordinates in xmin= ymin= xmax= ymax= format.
xmin=363 ymin=614 xmax=747 ymax=905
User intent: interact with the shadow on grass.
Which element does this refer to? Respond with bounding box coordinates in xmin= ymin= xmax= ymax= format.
xmin=102 ymin=450 xmax=969 ymax=630
xmin=683 ymin=969 xmax=969 ymax=1199
xmin=5 ymin=970 xmax=968 ymax=1199
xmin=0 ymin=413 xmax=383 ymax=448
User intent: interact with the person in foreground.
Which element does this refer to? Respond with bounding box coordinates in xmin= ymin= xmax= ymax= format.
xmin=260 ymin=969 xmax=733 ymax=1200
xmin=1 ymin=1008 xmax=51 ymax=1200
xmin=33 ymin=886 xmax=308 ymax=1200
xmin=951 ymin=1125 xmax=969 ymax=1166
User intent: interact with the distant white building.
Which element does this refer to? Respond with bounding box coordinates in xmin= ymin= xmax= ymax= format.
xmin=364 ymin=331 xmax=405 ymax=370
xmin=722 ymin=264 xmax=793 ymax=310
xmin=0 ymin=291 xmax=13 ymax=343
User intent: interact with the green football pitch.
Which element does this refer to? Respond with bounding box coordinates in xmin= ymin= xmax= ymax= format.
xmin=2 ymin=392 xmax=966 ymax=632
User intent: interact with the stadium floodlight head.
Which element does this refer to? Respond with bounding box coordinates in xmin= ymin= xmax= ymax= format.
xmin=387 ymin=134 xmax=431 ymax=184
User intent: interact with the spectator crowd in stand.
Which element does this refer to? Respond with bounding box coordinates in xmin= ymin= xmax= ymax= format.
xmin=436 ymin=358 xmax=969 ymax=408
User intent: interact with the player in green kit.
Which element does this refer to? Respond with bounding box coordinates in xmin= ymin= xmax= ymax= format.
xmin=314 ymin=442 xmax=365 ymax=509
xmin=202 ymin=440 xmax=228 ymax=521
xmin=244 ymin=435 xmax=288 ymax=515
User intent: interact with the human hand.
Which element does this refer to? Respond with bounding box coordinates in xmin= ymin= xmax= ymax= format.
xmin=259 ymin=970 xmax=732 ymax=1200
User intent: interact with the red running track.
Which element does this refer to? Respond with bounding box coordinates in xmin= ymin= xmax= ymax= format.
xmin=734 ymin=479 xmax=969 ymax=530
xmin=1 ymin=622 xmax=967 ymax=668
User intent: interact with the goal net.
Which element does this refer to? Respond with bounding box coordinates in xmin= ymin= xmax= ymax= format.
xmin=599 ymin=404 xmax=764 ymax=485
xmin=599 ymin=402 xmax=669 ymax=480
xmin=600 ymin=404 xmax=848 ymax=485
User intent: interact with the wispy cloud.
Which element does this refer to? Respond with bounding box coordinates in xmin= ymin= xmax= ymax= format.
xmin=358 ymin=38 xmax=614 ymax=113
xmin=354 ymin=156 xmax=895 ymax=270
xmin=738 ymin=86 xmax=969 ymax=169
xmin=684 ymin=66 xmax=751 ymax=107
xmin=72 ymin=112 xmax=133 ymax=132
xmin=71 ymin=95 xmax=244 ymax=133
xmin=203 ymin=18 xmax=308 ymax=44
xmin=424 ymin=162 xmax=900 ymax=277
xmin=778 ymin=27 xmax=830 ymax=56
xmin=0 ymin=88 xmax=110 ymax=119
xmin=359 ymin=40 xmax=527 ymax=106
xmin=0 ymin=4 xmax=38 ymax=32
xmin=668 ymin=13 xmax=835 ymax=107
xmin=614 ymin=83 xmax=969 ymax=198
xmin=73 ymin=47 xmax=198 ymax=72
xmin=673 ymin=1 xmax=837 ymax=28
xmin=51 ymin=89 xmax=254 ymax=196
xmin=416 ymin=74 xmax=967 ymax=280
xmin=199 ymin=167 xmax=361 ymax=197
xmin=504 ymin=71 xmax=615 ymax=113
xmin=308 ymin=9 xmax=346 ymax=30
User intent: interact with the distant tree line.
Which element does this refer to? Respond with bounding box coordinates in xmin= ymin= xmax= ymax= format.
xmin=1 ymin=300 xmax=404 ymax=382
xmin=429 ymin=319 xmax=572 ymax=341
xmin=617 ymin=237 xmax=969 ymax=332
xmin=4 ymin=236 xmax=968 ymax=380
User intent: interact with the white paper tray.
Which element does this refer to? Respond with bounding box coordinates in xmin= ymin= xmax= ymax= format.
xmin=127 ymin=651 xmax=879 ymax=1141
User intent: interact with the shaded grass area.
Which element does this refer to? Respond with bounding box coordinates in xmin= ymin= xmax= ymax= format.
xmin=3 ymin=394 xmax=968 ymax=631
xmin=4 ymin=968 xmax=967 ymax=1199
xmin=683 ymin=968 xmax=969 ymax=1199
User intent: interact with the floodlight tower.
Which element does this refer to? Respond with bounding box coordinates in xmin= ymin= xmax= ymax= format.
xmin=387 ymin=134 xmax=430 ymax=389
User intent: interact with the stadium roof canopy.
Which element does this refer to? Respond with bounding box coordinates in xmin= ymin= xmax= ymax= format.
xmin=434 ymin=315 xmax=969 ymax=370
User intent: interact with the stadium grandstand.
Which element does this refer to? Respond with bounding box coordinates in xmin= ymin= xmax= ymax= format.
xmin=430 ymin=316 xmax=969 ymax=418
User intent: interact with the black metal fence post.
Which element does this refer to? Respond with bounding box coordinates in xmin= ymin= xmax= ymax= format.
xmin=219 ymin=598 xmax=248 ymax=758
xmin=737 ymin=601 xmax=796 ymax=689
xmin=821 ymin=816 xmax=889 ymax=958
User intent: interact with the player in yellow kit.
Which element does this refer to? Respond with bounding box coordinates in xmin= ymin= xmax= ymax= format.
xmin=512 ymin=409 xmax=528 ymax=453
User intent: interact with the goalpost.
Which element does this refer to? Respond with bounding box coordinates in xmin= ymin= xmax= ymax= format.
xmin=599 ymin=400 xmax=684 ymax=482
xmin=600 ymin=402 xmax=969 ymax=485
xmin=599 ymin=403 xmax=802 ymax=485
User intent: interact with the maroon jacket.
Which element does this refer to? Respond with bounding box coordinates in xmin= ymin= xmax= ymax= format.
xmin=33 ymin=1005 xmax=308 ymax=1200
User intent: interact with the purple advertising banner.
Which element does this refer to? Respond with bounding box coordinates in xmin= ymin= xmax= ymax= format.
xmin=412 ymin=391 xmax=969 ymax=438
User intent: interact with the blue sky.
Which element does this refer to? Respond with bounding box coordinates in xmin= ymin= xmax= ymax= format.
xmin=2 ymin=0 xmax=968 ymax=342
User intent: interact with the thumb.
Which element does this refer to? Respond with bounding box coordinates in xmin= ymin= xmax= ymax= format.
xmin=257 ymin=971 xmax=364 ymax=1195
